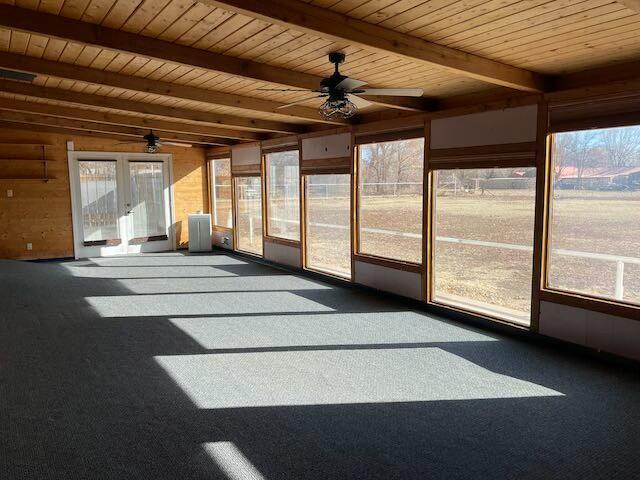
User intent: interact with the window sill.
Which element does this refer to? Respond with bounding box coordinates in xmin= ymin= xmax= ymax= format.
xmin=539 ymin=289 xmax=640 ymax=322
xmin=354 ymin=253 xmax=422 ymax=274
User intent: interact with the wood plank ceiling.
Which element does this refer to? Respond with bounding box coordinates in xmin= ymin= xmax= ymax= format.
xmin=0 ymin=0 xmax=638 ymax=145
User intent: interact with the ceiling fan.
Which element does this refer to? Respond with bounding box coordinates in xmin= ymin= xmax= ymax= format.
xmin=259 ymin=52 xmax=423 ymax=120
xmin=118 ymin=130 xmax=192 ymax=153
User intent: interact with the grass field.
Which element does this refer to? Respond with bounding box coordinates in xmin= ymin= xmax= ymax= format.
xmin=236 ymin=188 xmax=640 ymax=318
xmin=308 ymin=189 xmax=640 ymax=320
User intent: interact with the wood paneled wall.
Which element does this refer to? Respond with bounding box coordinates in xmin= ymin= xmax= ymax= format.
xmin=0 ymin=127 xmax=208 ymax=260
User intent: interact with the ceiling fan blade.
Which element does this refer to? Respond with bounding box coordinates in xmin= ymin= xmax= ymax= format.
xmin=348 ymin=94 xmax=372 ymax=109
xmin=256 ymin=88 xmax=315 ymax=92
xmin=275 ymin=96 xmax=324 ymax=109
xmin=358 ymin=88 xmax=423 ymax=97
xmin=116 ymin=141 xmax=144 ymax=145
xmin=161 ymin=141 xmax=193 ymax=148
xmin=337 ymin=77 xmax=368 ymax=90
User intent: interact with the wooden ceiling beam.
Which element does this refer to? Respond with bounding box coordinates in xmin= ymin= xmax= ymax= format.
xmin=0 ymin=120 xmax=166 ymax=145
xmin=0 ymin=78 xmax=296 ymax=135
xmin=0 ymin=110 xmax=234 ymax=146
xmin=0 ymin=97 xmax=260 ymax=142
xmin=616 ymin=1 xmax=640 ymax=12
xmin=0 ymin=53 xmax=305 ymax=133
xmin=0 ymin=5 xmax=428 ymax=113
xmin=201 ymin=0 xmax=548 ymax=92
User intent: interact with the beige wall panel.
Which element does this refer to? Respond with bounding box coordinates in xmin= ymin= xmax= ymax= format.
xmin=431 ymin=105 xmax=538 ymax=149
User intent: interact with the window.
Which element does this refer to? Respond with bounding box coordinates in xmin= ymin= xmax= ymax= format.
xmin=78 ymin=160 xmax=119 ymax=242
xmin=128 ymin=162 xmax=166 ymax=238
xmin=432 ymin=167 xmax=537 ymax=325
xmin=358 ymin=138 xmax=424 ymax=263
xmin=547 ymin=126 xmax=640 ymax=306
xmin=305 ymin=174 xmax=351 ymax=278
xmin=265 ymin=150 xmax=300 ymax=241
xmin=211 ymin=158 xmax=232 ymax=228
xmin=235 ymin=176 xmax=263 ymax=255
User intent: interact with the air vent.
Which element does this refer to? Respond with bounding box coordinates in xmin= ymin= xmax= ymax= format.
xmin=0 ymin=69 xmax=36 ymax=82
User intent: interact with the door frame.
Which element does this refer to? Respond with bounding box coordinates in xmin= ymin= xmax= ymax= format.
xmin=68 ymin=150 xmax=176 ymax=259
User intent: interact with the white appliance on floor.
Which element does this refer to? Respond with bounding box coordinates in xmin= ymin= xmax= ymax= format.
xmin=188 ymin=213 xmax=212 ymax=252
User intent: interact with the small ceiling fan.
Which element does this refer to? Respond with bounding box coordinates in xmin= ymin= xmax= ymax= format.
xmin=259 ymin=52 xmax=423 ymax=120
xmin=118 ymin=130 xmax=192 ymax=153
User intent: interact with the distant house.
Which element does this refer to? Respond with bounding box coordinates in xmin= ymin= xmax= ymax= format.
xmin=555 ymin=166 xmax=640 ymax=189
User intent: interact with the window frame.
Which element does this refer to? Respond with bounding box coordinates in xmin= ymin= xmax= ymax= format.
xmin=425 ymin=141 xmax=539 ymax=328
xmin=541 ymin=128 xmax=640 ymax=320
xmin=232 ymin=173 xmax=264 ymax=257
xmin=209 ymin=157 xmax=233 ymax=231
xmin=263 ymin=147 xmax=301 ymax=246
xmin=354 ymin=134 xmax=426 ymax=269
xmin=302 ymin=172 xmax=354 ymax=281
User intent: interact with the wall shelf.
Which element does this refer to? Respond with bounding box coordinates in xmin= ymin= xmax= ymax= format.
xmin=0 ymin=177 xmax=56 ymax=181
xmin=0 ymin=158 xmax=54 ymax=162
xmin=0 ymin=145 xmax=51 ymax=180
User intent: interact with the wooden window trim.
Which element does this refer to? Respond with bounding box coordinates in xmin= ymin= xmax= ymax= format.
xmin=539 ymin=289 xmax=640 ymax=322
xmin=543 ymin=127 xmax=640 ymax=322
xmin=429 ymin=142 xmax=537 ymax=170
xmin=264 ymin=235 xmax=301 ymax=247
xmin=264 ymin=149 xmax=301 ymax=243
xmin=210 ymin=158 xmax=233 ymax=230
xmin=354 ymin=253 xmax=422 ymax=273
xmin=428 ymin=298 xmax=530 ymax=331
xmin=355 ymin=128 xmax=424 ymax=146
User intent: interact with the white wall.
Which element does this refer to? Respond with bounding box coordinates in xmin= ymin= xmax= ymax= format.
xmin=539 ymin=301 xmax=640 ymax=361
xmin=264 ymin=240 xmax=301 ymax=269
xmin=354 ymin=260 xmax=422 ymax=301
xmin=301 ymin=133 xmax=351 ymax=160
xmin=431 ymin=104 xmax=538 ymax=149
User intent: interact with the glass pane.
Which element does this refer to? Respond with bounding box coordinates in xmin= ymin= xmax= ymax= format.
xmin=212 ymin=159 xmax=233 ymax=228
xmin=433 ymin=167 xmax=537 ymax=325
xmin=266 ymin=150 xmax=300 ymax=241
xmin=129 ymin=162 xmax=166 ymax=238
xmin=78 ymin=160 xmax=119 ymax=242
xmin=235 ymin=176 xmax=263 ymax=255
xmin=306 ymin=174 xmax=351 ymax=278
xmin=358 ymin=138 xmax=423 ymax=263
xmin=548 ymin=126 xmax=640 ymax=305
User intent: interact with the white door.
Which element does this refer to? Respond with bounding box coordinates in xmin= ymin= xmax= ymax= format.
xmin=69 ymin=151 xmax=174 ymax=258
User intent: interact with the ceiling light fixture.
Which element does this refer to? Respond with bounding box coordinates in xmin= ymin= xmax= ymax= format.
xmin=319 ymin=96 xmax=358 ymax=120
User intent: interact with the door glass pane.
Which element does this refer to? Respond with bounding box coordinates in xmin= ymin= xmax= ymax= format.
xmin=358 ymin=138 xmax=423 ymax=263
xmin=78 ymin=160 xmax=119 ymax=242
xmin=211 ymin=159 xmax=233 ymax=228
xmin=433 ymin=168 xmax=537 ymax=325
xmin=548 ymin=127 xmax=640 ymax=305
xmin=235 ymin=176 xmax=263 ymax=255
xmin=129 ymin=162 xmax=166 ymax=238
xmin=306 ymin=174 xmax=351 ymax=278
xmin=266 ymin=150 xmax=300 ymax=241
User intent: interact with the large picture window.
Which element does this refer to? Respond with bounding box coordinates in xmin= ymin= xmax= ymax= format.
xmin=305 ymin=174 xmax=351 ymax=279
xmin=357 ymin=138 xmax=424 ymax=264
xmin=265 ymin=150 xmax=300 ymax=241
xmin=547 ymin=126 xmax=640 ymax=306
xmin=432 ymin=167 xmax=537 ymax=325
xmin=235 ymin=176 xmax=263 ymax=256
xmin=211 ymin=158 xmax=232 ymax=228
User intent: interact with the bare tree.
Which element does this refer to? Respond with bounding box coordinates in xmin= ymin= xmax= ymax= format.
xmin=598 ymin=126 xmax=640 ymax=168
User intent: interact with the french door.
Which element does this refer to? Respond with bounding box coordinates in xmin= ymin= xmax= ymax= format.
xmin=69 ymin=152 xmax=174 ymax=258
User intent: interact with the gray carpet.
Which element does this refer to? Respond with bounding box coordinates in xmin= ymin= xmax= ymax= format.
xmin=1 ymin=252 xmax=639 ymax=479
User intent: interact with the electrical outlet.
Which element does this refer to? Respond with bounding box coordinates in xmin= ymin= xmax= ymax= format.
xmin=223 ymin=236 xmax=230 ymax=245
xmin=7 ymin=189 xmax=13 ymax=198
xmin=26 ymin=243 xmax=33 ymax=251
